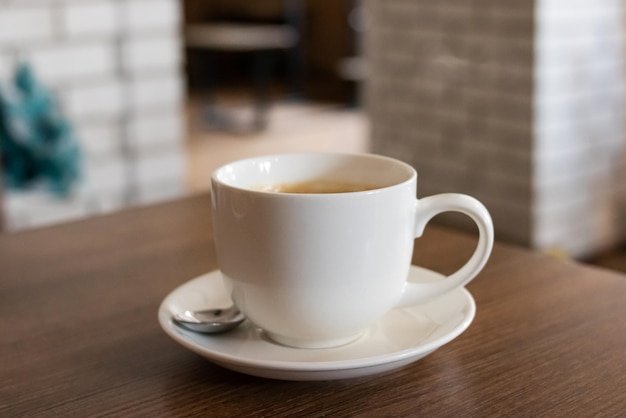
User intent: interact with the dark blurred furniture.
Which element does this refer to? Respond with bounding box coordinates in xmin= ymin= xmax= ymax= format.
xmin=337 ymin=0 xmax=366 ymax=107
xmin=185 ymin=0 xmax=305 ymax=131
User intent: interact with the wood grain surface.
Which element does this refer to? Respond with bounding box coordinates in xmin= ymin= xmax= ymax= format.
xmin=1 ymin=193 xmax=625 ymax=417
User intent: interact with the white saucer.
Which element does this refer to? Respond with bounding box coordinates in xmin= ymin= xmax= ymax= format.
xmin=158 ymin=266 xmax=475 ymax=381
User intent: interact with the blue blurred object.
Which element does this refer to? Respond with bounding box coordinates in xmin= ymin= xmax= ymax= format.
xmin=0 ymin=62 xmax=82 ymax=197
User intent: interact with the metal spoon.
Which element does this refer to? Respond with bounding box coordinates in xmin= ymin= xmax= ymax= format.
xmin=172 ymin=306 xmax=245 ymax=333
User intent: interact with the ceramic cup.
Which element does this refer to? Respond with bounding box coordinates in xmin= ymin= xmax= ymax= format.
xmin=211 ymin=153 xmax=493 ymax=348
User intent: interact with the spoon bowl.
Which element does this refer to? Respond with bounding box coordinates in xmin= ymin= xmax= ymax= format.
xmin=172 ymin=306 xmax=245 ymax=333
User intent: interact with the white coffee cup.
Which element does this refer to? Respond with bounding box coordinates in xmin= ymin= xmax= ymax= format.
xmin=211 ymin=152 xmax=493 ymax=348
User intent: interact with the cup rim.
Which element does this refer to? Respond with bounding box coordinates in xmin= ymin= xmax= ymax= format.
xmin=211 ymin=152 xmax=417 ymax=196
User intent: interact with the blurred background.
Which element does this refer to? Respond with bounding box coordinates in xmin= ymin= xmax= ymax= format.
xmin=1 ymin=0 xmax=626 ymax=271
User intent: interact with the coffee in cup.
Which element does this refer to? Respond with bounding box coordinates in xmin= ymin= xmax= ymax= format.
xmin=258 ymin=180 xmax=379 ymax=194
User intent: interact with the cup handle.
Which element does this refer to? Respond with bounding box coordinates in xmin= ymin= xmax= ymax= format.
xmin=396 ymin=193 xmax=494 ymax=307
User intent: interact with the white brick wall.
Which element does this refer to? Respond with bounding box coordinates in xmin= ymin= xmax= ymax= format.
xmin=533 ymin=0 xmax=626 ymax=257
xmin=0 ymin=0 xmax=188 ymax=231
xmin=128 ymin=73 xmax=184 ymax=112
xmin=128 ymin=111 xmax=185 ymax=149
xmin=0 ymin=52 xmax=14 ymax=80
xmin=74 ymin=122 xmax=123 ymax=159
xmin=65 ymin=79 xmax=125 ymax=120
xmin=62 ymin=1 xmax=120 ymax=37
xmin=5 ymin=192 xmax=88 ymax=230
xmin=122 ymin=35 xmax=182 ymax=74
xmin=136 ymin=151 xmax=186 ymax=185
xmin=135 ymin=148 xmax=187 ymax=205
xmin=123 ymin=0 xmax=181 ymax=32
xmin=0 ymin=6 xmax=55 ymax=46
xmin=81 ymin=157 xmax=128 ymax=193
xmin=30 ymin=43 xmax=117 ymax=83
xmin=367 ymin=0 xmax=626 ymax=258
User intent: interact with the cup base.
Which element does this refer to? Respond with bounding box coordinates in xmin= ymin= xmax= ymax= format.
xmin=265 ymin=330 xmax=365 ymax=349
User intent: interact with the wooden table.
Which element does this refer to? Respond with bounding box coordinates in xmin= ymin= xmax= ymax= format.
xmin=2 ymin=194 xmax=625 ymax=416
